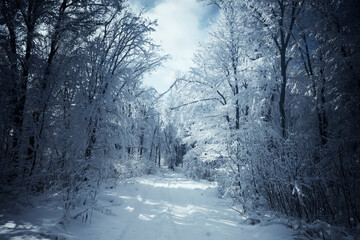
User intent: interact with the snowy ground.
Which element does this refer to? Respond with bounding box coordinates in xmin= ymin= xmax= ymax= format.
xmin=0 ymin=170 xmax=297 ymax=239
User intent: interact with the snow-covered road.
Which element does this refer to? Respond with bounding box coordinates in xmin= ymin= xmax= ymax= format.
xmin=65 ymin=170 xmax=296 ymax=240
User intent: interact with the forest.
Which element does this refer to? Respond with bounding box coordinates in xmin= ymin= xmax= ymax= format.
xmin=0 ymin=0 xmax=359 ymax=239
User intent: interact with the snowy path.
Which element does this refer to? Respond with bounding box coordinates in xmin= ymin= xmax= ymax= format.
xmin=0 ymin=170 xmax=296 ymax=239
xmin=65 ymin=170 xmax=296 ymax=240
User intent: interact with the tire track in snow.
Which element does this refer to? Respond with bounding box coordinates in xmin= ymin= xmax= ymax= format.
xmin=161 ymin=176 xmax=179 ymax=240
xmin=117 ymin=181 xmax=150 ymax=240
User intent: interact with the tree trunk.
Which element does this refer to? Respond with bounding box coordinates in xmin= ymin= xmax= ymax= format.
xmin=279 ymin=48 xmax=287 ymax=138
xmin=29 ymin=0 xmax=69 ymax=176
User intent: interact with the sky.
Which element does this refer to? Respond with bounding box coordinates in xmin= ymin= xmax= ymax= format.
xmin=130 ymin=0 xmax=218 ymax=93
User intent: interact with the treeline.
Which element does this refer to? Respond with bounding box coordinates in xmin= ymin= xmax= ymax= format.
xmin=0 ymin=0 xmax=181 ymax=220
xmin=167 ymin=0 xmax=360 ymax=233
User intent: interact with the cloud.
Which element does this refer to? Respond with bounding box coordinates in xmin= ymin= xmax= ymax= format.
xmin=131 ymin=0 xmax=217 ymax=93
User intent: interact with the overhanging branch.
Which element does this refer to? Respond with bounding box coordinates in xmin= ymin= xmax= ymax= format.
xmin=170 ymin=97 xmax=218 ymax=110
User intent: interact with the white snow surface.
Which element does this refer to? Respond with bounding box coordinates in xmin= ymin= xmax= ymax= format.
xmin=1 ymin=170 xmax=296 ymax=239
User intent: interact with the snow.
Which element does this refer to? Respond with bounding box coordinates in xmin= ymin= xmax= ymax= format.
xmin=0 ymin=170 xmax=296 ymax=239
xmin=0 ymin=193 xmax=64 ymax=239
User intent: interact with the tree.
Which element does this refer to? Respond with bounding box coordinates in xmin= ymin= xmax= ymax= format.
xmin=246 ymin=0 xmax=303 ymax=138
xmin=0 ymin=0 xmax=168 ymax=223
xmin=174 ymin=0 xmax=360 ymax=231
